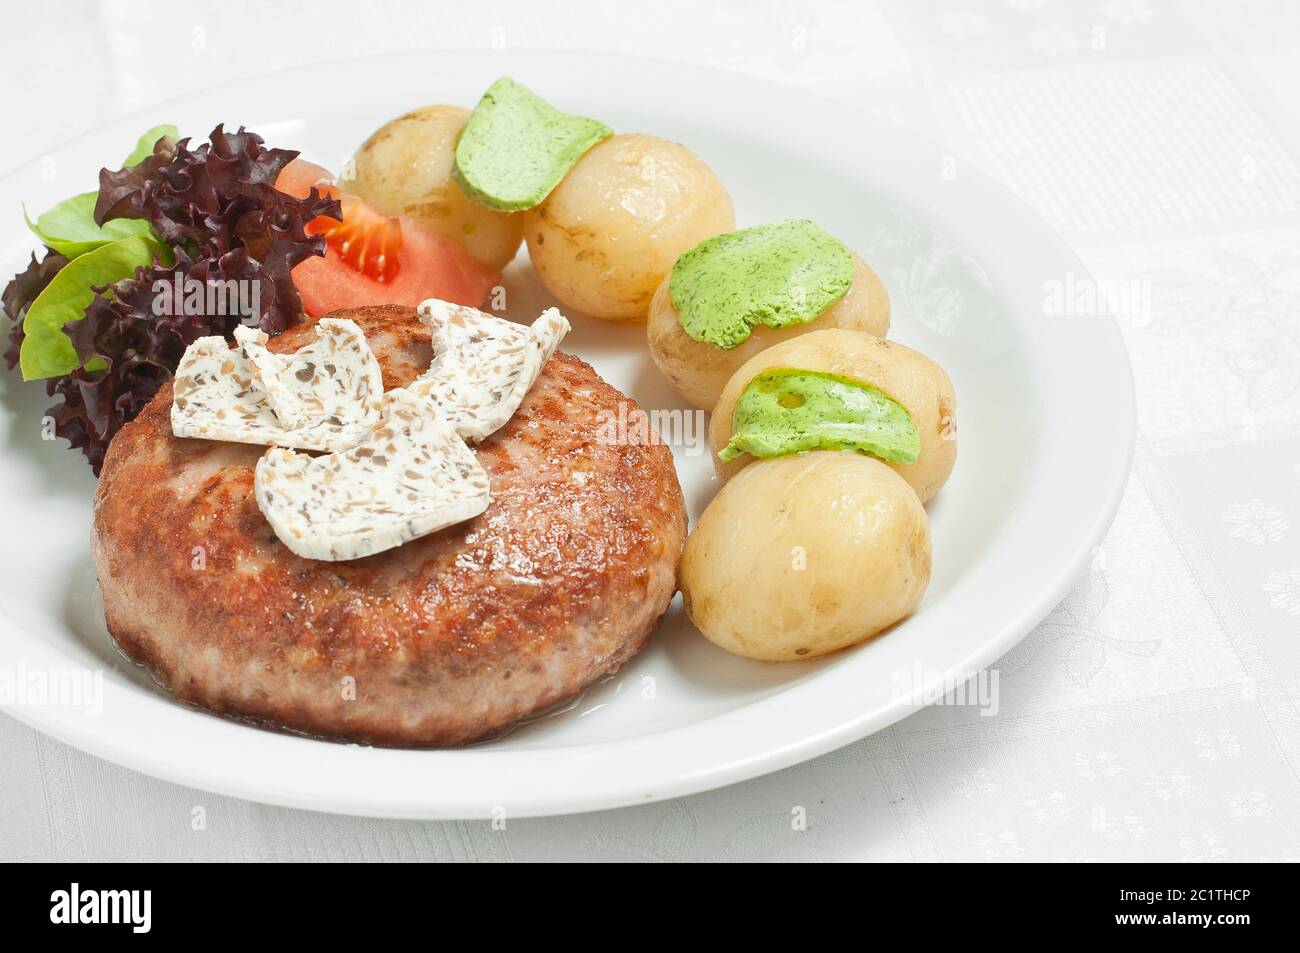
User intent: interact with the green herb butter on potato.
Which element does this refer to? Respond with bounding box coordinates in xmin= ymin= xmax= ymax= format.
xmin=709 ymin=329 xmax=956 ymax=504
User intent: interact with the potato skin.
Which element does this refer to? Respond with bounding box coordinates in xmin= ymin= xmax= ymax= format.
xmin=646 ymin=252 xmax=890 ymax=410
xmin=681 ymin=452 xmax=931 ymax=660
xmin=341 ymin=104 xmax=525 ymax=271
xmin=709 ymin=329 xmax=956 ymax=503
xmin=524 ymin=134 xmax=735 ymax=322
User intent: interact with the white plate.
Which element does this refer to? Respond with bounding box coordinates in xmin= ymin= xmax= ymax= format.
xmin=0 ymin=51 xmax=1133 ymax=819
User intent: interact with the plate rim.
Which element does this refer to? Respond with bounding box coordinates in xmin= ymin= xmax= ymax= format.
xmin=0 ymin=49 xmax=1136 ymax=819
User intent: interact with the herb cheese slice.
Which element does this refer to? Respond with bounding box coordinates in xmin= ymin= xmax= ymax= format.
xmin=409 ymin=299 xmax=570 ymax=442
xmin=254 ymin=389 xmax=491 ymax=562
xmin=234 ymin=319 xmax=383 ymax=446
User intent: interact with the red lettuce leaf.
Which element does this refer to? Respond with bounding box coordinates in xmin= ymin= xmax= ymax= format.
xmin=3 ymin=250 xmax=70 ymax=370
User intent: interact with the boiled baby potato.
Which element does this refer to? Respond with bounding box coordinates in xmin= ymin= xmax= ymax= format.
xmin=524 ymin=134 xmax=735 ymax=322
xmin=681 ymin=452 xmax=931 ymax=661
xmin=646 ymin=251 xmax=889 ymax=410
xmin=341 ymin=105 xmax=525 ymax=271
xmin=710 ymin=329 xmax=956 ymax=503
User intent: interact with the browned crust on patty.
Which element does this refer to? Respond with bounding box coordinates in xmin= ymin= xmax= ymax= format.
xmin=92 ymin=306 xmax=686 ymax=746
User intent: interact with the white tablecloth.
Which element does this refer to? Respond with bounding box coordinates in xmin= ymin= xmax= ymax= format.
xmin=3 ymin=0 xmax=1298 ymax=862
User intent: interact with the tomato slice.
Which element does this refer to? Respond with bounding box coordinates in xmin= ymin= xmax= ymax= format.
xmin=289 ymin=225 xmax=499 ymax=318
xmin=276 ymin=159 xmax=338 ymax=200
xmin=276 ymin=159 xmax=500 ymax=315
xmin=307 ymin=197 xmax=403 ymax=283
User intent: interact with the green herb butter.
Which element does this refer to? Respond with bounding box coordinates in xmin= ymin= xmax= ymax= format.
xmin=718 ymin=368 xmax=920 ymax=465
xmin=670 ymin=219 xmax=854 ymax=350
xmin=452 ymin=77 xmax=612 ymax=212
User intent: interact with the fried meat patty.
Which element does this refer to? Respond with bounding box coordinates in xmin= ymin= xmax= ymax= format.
xmin=92 ymin=306 xmax=686 ymax=746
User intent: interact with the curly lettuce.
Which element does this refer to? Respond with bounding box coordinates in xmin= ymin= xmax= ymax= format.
xmin=22 ymin=126 xmax=176 ymax=259
xmin=2 ymin=124 xmax=339 ymax=473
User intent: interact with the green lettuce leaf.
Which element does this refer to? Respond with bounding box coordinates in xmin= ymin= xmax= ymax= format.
xmin=18 ymin=234 xmax=162 ymax=381
xmin=121 ymin=124 xmax=178 ymax=166
xmin=24 ymin=125 xmax=176 ymax=259
xmin=25 ymin=193 xmax=155 ymax=258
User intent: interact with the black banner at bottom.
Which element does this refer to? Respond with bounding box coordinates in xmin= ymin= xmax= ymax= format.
xmin=5 ymin=862 xmax=1286 ymax=938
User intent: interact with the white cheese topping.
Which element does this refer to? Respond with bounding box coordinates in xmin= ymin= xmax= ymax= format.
xmin=170 ymin=335 xmax=291 ymax=446
xmin=254 ymin=388 xmax=492 ymax=561
xmin=173 ymin=324 xmax=382 ymax=452
xmin=234 ymin=319 xmax=383 ymax=448
xmin=409 ymin=300 xmax=570 ymax=442
xmin=172 ymin=309 xmax=562 ymax=562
